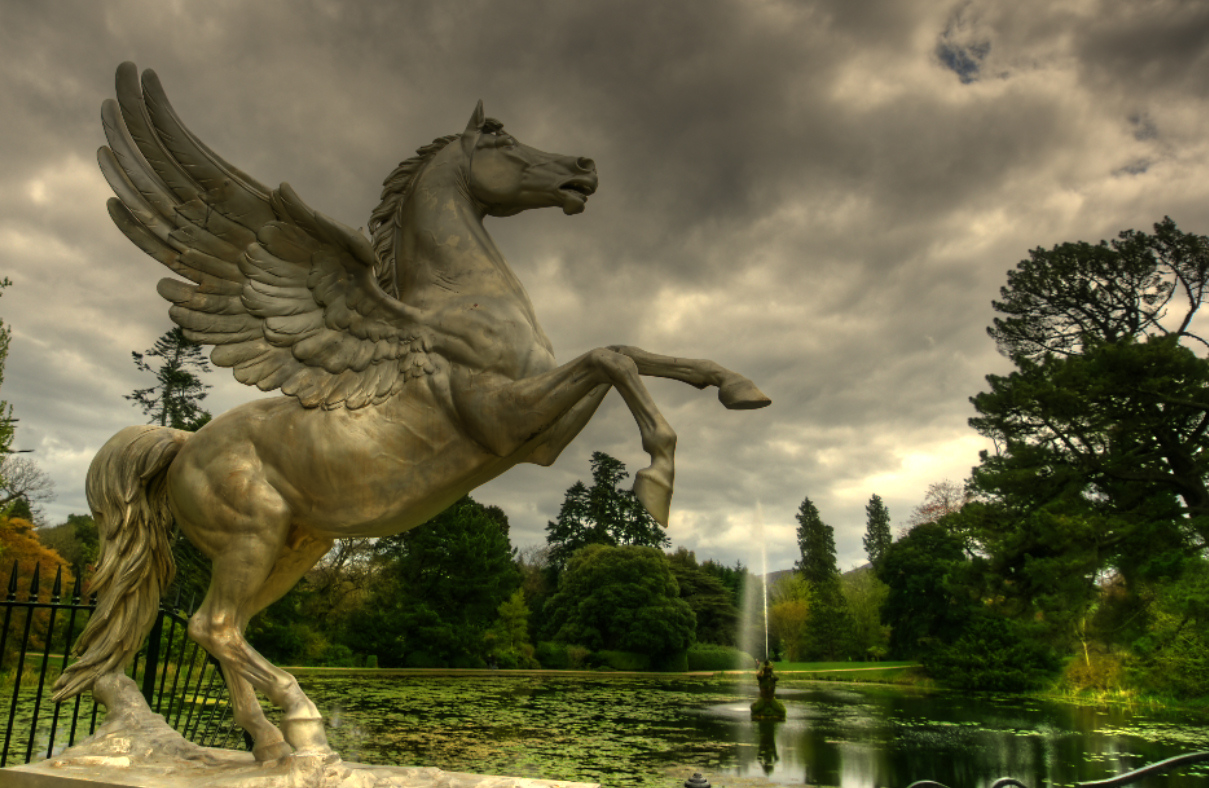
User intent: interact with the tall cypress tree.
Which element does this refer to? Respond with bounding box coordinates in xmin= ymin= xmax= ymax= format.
xmin=794 ymin=496 xmax=838 ymax=586
xmin=794 ymin=496 xmax=852 ymax=660
xmin=863 ymin=494 xmax=892 ymax=568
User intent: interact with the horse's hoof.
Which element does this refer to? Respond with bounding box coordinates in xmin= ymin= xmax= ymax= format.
xmin=253 ymin=739 xmax=293 ymax=763
xmin=634 ymin=468 xmax=672 ymax=526
xmin=719 ymin=378 xmax=771 ymax=410
xmin=281 ymin=716 xmax=331 ymax=754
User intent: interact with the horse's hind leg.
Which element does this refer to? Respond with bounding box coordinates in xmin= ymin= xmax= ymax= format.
xmin=607 ymin=346 xmax=771 ymax=410
xmin=189 ymin=530 xmax=333 ymax=761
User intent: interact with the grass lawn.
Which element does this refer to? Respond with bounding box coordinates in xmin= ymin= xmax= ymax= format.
xmin=772 ymin=661 xmax=918 ymax=672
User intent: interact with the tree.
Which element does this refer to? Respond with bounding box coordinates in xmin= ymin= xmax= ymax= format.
xmin=971 ymin=337 xmax=1209 ymax=556
xmin=962 ymin=219 xmax=1209 ymax=692
xmin=794 ymin=496 xmax=838 ymax=586
xmin=127 ymin=327 xmax=213 ymax=430
xmin=0 ymin=455 xmax=55 ymax=523
xmin=0 ymin=515 xmax=73 ymax=666
xmin=484 ymin=588 xmax=539 ymax=669
xmin=841 ymin=568 xmax=890 ymax=660
xmin=667 ymin=548 xmax=741 ymax=646
xmin=877 ymin=522 xmax=974 ymax=660
xmin=863 ymin=494 xmax=892 ymax=568
xmin=792 ymin=496 xmax=852 ymax=660
xmin=36 ymin=513 xmax=99 ymax=578
xmin=544 ymin=544 xmax=695 ymax=662
xmin=767 ymin=573 xmax=811 ymax=662
xmin=988 ymin=217 xmax=1209 ymax=361
xmin=342 ymin=496 xmax=519 ymax=668
xmin=0 ymin=277 xmax=14 ymax=460
xmin=699 ymin=558 xmax=748 ymax=611
xmin=545 ymin=452 xmax=669 ymax=570
xmin=906 ymin=480 xmax=970 ymax=530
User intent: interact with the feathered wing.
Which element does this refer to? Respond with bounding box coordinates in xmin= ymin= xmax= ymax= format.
xmin=99 ymin=62 xmax=431 ymax=410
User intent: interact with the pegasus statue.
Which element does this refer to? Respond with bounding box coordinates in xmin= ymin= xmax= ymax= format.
xmin=52 ymin=62 xmax=770 ymax=763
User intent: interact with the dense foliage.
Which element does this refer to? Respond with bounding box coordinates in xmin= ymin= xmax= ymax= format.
xmin=544 ymin=452 xmax=669 ymax=571
xmin=891 ymin=219 xmax=1209 ymax=694
xmin=544 ymin=544 xmax=695 ymax=664
xmin=342 ymin=497 xmax=520 ymax=668
xmin=667 ymin=548 xmax=742 ymax=646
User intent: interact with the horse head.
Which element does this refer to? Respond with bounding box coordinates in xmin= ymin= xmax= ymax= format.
xmin=460 ymin=101 xmax=598 ymax=217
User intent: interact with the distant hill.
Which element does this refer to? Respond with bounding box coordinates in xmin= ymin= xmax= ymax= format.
xmin=756 ymin=563 xmax=872 ymax=587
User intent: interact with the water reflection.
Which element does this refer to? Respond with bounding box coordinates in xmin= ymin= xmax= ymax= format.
xmin=284 ymin=674 xmax=1209 ymax=788
xmin=715 ymin=683 xmax=1209 ymax=787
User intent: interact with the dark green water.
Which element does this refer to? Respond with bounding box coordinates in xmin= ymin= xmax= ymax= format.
xmin=282 ymin=674 xmax=1209 ymax=788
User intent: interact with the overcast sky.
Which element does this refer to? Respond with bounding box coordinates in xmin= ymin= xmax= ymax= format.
xmin=2 ymin=0 xmax=1208 ymax=574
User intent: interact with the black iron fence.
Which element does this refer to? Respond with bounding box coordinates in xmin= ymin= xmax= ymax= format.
xmin=0 ymin=560 xmax=246 ymax=766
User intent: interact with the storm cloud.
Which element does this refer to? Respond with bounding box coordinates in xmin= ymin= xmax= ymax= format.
xmin=3 ymin=0 xmax=1208 ymax=572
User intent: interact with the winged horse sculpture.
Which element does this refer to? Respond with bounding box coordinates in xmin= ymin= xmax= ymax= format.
xmin=53 ymin=62 xmax=770 ymax=762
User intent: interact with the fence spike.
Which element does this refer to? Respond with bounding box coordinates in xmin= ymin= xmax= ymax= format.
xmin=71 ymin=573 xmax=83 ymax=604
xmin=28 ymin=563 xmax=41 ymax=601
xmin=50 ymin=566 xmax=63 ymax=603
xmin=5 ymin=561 xmax=17 ymax=602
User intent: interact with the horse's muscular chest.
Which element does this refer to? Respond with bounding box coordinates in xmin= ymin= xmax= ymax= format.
xmin=429 ymin=293 xmax=556 ymax=379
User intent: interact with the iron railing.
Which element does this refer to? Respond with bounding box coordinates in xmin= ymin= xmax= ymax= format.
xmin=904 ymin=750 xmax=1209 ymax=787
xmin=0 ymin=560 xmax=246 ymax=765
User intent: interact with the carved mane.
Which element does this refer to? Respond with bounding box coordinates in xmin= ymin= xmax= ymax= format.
xmin=367 ymin=135 xmax=459 ymax=298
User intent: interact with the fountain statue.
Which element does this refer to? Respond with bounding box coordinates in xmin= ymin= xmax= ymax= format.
xmin=8 ymin=62 xmax=771 ymax=788
xmin=750 ymin=660 xmax=787 ymax=721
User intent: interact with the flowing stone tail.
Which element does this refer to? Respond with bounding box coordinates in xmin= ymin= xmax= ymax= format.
xmin=51 ymin=425 xmax=189 ymax=703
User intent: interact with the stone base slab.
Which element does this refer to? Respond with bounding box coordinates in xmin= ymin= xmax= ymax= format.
xmin=7 ymin=755 xmax=597 ymax=788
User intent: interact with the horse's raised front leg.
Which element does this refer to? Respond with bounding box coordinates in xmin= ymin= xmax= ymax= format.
xmin=452 ymin=349 xmax=677 ymax=523
xmin=606 ymin=345 xmax=771 ymax=410
xmin=525 ymin=384 xmax=610 ymax=467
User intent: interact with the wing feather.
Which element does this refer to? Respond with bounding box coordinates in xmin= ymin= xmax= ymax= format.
xmin=113 ymin=63 xmax=203 ymax=206
xmin=100 ymin=100 xmax=183 ymax=222
xmin=169 ymin=224 xmax=241 ymax=264
xmin=102 ymin=62 xmax=430 ymax=410
xmin=175 ymin=199 xmax=257 ymax=250
xmin=97 ymin=146 xmax=175 ymax=244
xmin=177 ymin=249 xmax=244 ymax=284
xmin=140 ymin=72 xmax=278 ymax=230
xmin=251 ymin=360 xmax=297 ymax=392
xmin=211 ymin=340 xmax=275 ymax=368
xmin=107 ymin=200 xmax=244 ymax=295
xmin=156 ymin=279 xmax=244 ymax=315
xmin=139 ymin=70 xmax=273 ymax=199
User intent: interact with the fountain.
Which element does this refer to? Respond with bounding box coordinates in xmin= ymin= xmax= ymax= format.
xmin=741 ymin=506 xmax=786 ymax=721
xmin=740 ymin=504 xmax=770 ymax=664
xmin=750 ymin=660 xmax=787 ymax=720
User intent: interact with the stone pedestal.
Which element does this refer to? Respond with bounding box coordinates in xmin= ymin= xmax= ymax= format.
xmin=7 ymin=756 xmax=597 ymax=788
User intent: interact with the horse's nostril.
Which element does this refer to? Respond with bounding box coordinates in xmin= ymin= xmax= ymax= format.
xmin=576 ymin=157 xmax=595 ymax=172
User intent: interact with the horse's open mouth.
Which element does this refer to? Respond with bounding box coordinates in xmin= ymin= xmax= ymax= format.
xmin=559 ymin=178 xmax=596 ymax=214
xmin=559 ymin=181 xmax=596 ymax=198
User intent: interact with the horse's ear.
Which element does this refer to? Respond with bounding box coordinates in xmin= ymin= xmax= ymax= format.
xmin=465 ymin=100 xmax=485 ymax=134
xmin=461 ymin=100 xmax=485 ymax=157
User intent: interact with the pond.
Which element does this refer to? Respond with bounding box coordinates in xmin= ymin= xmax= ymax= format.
xmin=270 ymin=673 xmax=1209 ymax=788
